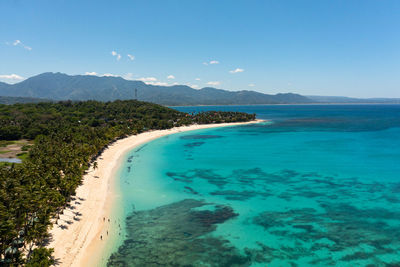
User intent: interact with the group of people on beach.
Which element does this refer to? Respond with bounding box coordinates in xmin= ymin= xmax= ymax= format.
xmin=100 ymin=217 xmax=122 ymax=240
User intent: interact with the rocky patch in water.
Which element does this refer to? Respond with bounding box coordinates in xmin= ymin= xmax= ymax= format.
xmin=107 ymin=199 xmax=253 ymax=267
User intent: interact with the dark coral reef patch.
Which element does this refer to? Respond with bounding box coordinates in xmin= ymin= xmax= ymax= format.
xmin=107 ymin=199 xmax=253 ymax=267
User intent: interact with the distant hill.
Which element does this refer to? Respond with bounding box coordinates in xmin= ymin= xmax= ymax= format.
xmin=307 ymin=95 xmax=400 ymax=104
xmin=0 ymin=82 xmax=10 ymax=88
xmin=0 ymin=72 xmax=314 ymax=105
xmin=0 ymin=96 xmax=50 ymax=105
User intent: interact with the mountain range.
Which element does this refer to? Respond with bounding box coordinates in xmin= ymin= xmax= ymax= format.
xmin=0 ymin=73 xmax=399 ymax=105
xmin=0 ymin=72 xmax=313 ymax=105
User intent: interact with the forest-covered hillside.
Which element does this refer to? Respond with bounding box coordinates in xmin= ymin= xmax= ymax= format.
xmin=0 ymin=72 xmax=314 ymax=105
xmin=0 ymin=100 xmax=255 ymax=265
xmin=0 ymin=96 xmax=50 ymax=105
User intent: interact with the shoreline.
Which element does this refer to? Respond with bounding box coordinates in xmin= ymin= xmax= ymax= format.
xmin=48 ymin=120 xmax=263 ymax=266
xmin=169 ymin=102 xmax=400 ymax=107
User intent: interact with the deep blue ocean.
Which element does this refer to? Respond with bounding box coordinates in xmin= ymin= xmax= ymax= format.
xmin=108 ymin=105 xmax=400 ymax=266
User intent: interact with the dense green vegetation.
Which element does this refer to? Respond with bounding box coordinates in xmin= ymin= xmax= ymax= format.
xmin=0 ymin=100 xmax=255 ymax=265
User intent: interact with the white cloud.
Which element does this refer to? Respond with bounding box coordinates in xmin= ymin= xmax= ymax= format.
xmin=136 ymin=77 xmax=175 ymax=86
xmin=248 ymin=83 xmax=255 ymax=87
xmin=111 ymin=50 xmax=121 ymax=60
xmin=84 ymin=72 xmax=122 ymax=77
xmin=195 ymin=78 xmax=201 ymax=81
xmin=85 ymin=72 xmax=98 ymax=76
xmin=10 ymin=39 xmax=32 ymax=50
xmin=229 ymin=68 xmax=244 ymax=74
xmin=203 ymin=60 xmax=219 ymax=65
xmin=148 ymin=81 xmax=169 ymax=86
xmin=103 ymin=73 xmax=120 ymax=77
xmin=127 ymin=54 xmax=135 ymax=61
xmin=141 ymin=80 xmax=169 ymax=86
xmin=0 ymin=74 xmax=24 ymax=80
xmin=207 ymin=81 xmax=221 ymax=86
xmin=123 ymin=73 xmax=134 ymax=80
xmin=167 ymin=75 xmax=175 ymax=79
xmin=138 ymin=77 xmax=157 ymax=82
xmin=188 ymin=84 xmax=200 ymax=89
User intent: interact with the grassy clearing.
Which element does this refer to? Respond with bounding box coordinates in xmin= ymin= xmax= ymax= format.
xmin=16 ymin=152 xmax=29 ymax=161
xmin=0 ymin=140 xmax=17 ymax=147
xmin=0 ymin=162 xmax=13 ymax=167
xmin=0 ymin=140 xmax=33 ymax=163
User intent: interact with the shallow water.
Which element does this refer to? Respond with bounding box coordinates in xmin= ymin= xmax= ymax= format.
xmin=108 ymin=105 xmax=400 ymax=266
xmin=0 ymin=158 xmax=21 ymax=163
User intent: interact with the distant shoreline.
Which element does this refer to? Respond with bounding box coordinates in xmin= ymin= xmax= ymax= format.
xmin=170 ymin=102 xmax=400 ymax=107
xmin=47 ymin=120 xmax=263 ymax=267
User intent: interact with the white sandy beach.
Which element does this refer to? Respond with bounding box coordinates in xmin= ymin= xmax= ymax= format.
xmin=48 ymin=120 xmax=261 ymax=266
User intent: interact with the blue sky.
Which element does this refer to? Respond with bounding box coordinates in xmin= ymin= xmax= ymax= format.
xmin=1 ymin=0 xmax=399 ymax=98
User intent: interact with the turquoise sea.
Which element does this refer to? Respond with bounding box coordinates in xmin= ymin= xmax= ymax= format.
xmin=108 ymin=105 xmax=400 ymax=266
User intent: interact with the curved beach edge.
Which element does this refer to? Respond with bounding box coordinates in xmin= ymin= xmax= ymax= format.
xmin=47 ymin=119 xmax=264 ymax=267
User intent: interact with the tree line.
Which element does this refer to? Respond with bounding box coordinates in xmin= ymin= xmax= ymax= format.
xmin=0 ymin=100 xmax=255 ymax=265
